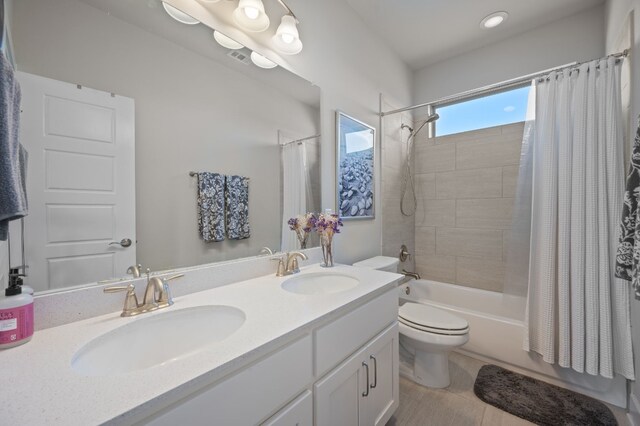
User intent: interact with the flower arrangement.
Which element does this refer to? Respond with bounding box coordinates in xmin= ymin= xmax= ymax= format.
xmin=288 ymin=212 xmax=316 ymax=249
xmin=314 ymin=212 xmax=343 ymax=267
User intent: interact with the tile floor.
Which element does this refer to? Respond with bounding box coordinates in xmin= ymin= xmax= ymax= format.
xmin=387 ymin=352 xmax=629 ymax=426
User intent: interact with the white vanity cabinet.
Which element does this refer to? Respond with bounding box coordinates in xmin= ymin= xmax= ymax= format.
xmin=143 ymin=335 xmax=313 ymax=426
xmin=315 ymin=324 xmax=398 ymax=426
xmin=139 ymin=287 xmax=399 ymax=426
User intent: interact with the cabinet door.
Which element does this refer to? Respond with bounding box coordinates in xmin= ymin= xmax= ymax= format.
xmin=315 ymin=346 xmax=368 ymax=426
xmin=263 ymin=390 xmax=312 ymax=426
xmin=365 ymin=323 xmax=399 ymax=426
xmin=315 ymin=323 xmax=399 ymax=426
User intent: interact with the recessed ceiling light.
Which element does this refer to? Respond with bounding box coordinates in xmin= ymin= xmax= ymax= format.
xmin=481 ymin=11 xmax=508 ymax=29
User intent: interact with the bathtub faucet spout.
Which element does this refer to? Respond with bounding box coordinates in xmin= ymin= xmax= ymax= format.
xmin=402 ymin=269 xmax=421 ymax=280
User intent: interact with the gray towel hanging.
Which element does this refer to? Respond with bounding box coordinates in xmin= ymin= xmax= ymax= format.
xmin=0 ymin=51 xmax=28 ymax=241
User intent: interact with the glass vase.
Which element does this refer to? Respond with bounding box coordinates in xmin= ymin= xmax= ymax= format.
xmin=320 ymin=233 xmax=334 ymax=267
xmin=296 ymin=229 xmax=309 ymax=250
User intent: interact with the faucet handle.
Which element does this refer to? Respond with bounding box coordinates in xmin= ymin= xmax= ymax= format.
xmin=157 ymin=274 xmax=184 ymax=308
xmin=290 ymin=257 xmax=301 ymax=273
xmin=104 ymin=283 xmax=140 ymax=317
xmin=271 ymin=255 xmax=287 ymax=277
xmin=399 ymin=245 xmax=411 ymax=262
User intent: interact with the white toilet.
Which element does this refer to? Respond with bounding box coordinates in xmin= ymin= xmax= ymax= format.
xmin=353 ymin=256 xmax=470 ymax=389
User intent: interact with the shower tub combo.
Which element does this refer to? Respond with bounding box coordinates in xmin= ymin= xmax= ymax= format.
xmin=398 ymin=279 xmax=627 ymax=407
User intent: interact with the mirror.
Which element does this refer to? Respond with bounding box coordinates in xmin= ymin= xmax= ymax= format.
xmin=8 ymin=0 xmax=321 ymax=293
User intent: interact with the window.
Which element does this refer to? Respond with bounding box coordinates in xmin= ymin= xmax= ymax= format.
xmin=434 ymin=85 xmax=531 ymax=137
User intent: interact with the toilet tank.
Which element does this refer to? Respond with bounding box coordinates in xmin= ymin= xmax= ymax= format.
xmin=353 ymin=256 xmax=400 ymax=273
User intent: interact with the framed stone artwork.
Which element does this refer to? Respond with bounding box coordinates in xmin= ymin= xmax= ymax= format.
xmin=336 ymin=111 xmax=375 ymax=220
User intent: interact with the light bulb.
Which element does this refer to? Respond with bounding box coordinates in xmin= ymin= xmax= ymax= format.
xmin=244 ymin=6 xmax=259 ymax=19
xmin=272 ymin=15 xmax=302 ymax=55
xmin=233 ymin=0 xmax=269 ymax=32
xmin=281 ymin=33 xmax=294 ymax=44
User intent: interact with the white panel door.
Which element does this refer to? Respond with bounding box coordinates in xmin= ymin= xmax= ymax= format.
xmin=16 ymin=72 xmax=135 ymax=291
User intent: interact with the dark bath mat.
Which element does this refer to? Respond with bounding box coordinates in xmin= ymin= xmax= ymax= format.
xmin=473 ymin=364 xmax=617 ymax=426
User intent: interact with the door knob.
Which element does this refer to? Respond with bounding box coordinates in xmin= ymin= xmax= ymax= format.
xmin=109 ymin=238 xmax=132 ymax=248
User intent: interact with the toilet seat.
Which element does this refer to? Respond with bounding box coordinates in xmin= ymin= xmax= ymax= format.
xmin=399 ymin=303 xmax=469 ymax=336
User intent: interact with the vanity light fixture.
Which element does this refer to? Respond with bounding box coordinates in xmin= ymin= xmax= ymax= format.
xmin=250 ymin=51 xmax=277 ymax=69
xmin=213 ymin=30 xmax=245 ymax=50
xmin=481 ymin=11 xmax=508 ymax=29
xmin=272 ymin=14 xmax=302 ymax=55
xmin=162 ymin=2 xmax=200 ymax=25
xmin=233 ymin=0 xmax=270 ymax=32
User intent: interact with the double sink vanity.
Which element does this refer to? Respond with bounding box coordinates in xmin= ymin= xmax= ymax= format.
xmin=0 ymin=253 xmax=402 ymax=425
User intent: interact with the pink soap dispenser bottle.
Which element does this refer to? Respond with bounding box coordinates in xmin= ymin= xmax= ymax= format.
xmin=0 ymin=273 xmax=34 ymax=349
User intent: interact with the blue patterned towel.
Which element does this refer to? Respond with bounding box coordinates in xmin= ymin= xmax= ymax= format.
xmin=197 ymin=172 xmax=225 ymax=242
xmin=225 ymin=175 xmax=250 ymax=240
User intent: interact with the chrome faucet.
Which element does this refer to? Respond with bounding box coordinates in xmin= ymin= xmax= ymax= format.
xmin=104 ymin=270 xmax=184 ymax=317
xmin=286 ymin=251 xmax=308 ymax=274
xmin=126 ymin=264 xmax=143 ymax=278
xmin=272 ymin=251 xmax=308 ymax=277
xmin=259 ymin=247 xmax=274 ymax=256
xmin=402 ymin=269 xmax=421 ymax=280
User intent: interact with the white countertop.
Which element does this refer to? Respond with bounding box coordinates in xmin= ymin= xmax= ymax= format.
xmin=0 ymin=264 xmax=401 ymax=425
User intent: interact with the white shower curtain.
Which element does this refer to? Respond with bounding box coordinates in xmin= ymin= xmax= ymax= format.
xmin=521 ymin=58 xmax=634 ymax=379
xmin=281 ymin=141 xmax=312 ymax=251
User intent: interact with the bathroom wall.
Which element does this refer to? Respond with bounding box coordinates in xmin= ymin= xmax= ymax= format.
xmin=412 ymin=122 xmax=524 ymax=292
xmin=605 ymin=0 xmax=640 ymax=421
xmin=413 ymin=5 xmax=605 ymax=104
xmin=11 ymin=0 xmax=319 ymax=272
xmin=281 ymin=0 xmax=414 ymax=265
xmin=380 ymin=99 xmax=415 ymax=272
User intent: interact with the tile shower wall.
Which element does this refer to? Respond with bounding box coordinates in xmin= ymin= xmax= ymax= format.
xmin=413 ymin=122 xmax=524 ymax=292
xmin=381 ymin=100 xmax=415 ymax=272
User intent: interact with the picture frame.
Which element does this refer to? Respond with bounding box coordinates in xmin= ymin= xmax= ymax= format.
xmin=336 ymin=110 xmax=376 ymax=220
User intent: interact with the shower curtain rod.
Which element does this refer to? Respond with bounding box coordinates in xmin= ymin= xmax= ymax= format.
xmin=380 ymin=49 xmax=629 ymax=118
xmin=279 ymin=134 xmax=321 ymax=147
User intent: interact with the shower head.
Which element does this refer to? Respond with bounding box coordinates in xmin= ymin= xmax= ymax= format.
xmin=425 ymin=112 xmax=440 ymax=123
xmin=411 ymin=113 xmax=440 ymax=138
xmin=401 ymin=113 xmax=439 ymax=138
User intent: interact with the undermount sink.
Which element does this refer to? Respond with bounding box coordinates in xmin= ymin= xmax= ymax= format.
xmin=71 ymin=305 xmax=245 ymax=376
xmin=281 ymin=272 xmax=360 ymax=295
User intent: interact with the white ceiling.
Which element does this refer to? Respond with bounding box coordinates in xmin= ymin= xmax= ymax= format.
xmin=345 ymin=0 xmax=604 ymax=70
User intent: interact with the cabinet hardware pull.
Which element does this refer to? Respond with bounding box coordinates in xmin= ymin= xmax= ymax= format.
xmin=362 ymin=362 xmax=370 ymax=397
xmin=370 ymin=355 xmax=377 ymax=389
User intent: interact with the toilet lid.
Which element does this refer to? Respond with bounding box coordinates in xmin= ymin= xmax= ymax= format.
xmin=399 ymin=302 xmax=469 ymax=332
xmin=352 ymin=256 xmax=399 ymax=270
xmin=399 ymin=317 xmax=469 ymax=336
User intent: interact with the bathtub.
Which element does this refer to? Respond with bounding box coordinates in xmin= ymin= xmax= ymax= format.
xmin=398 ymin=279 xmax=627 ymax=407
